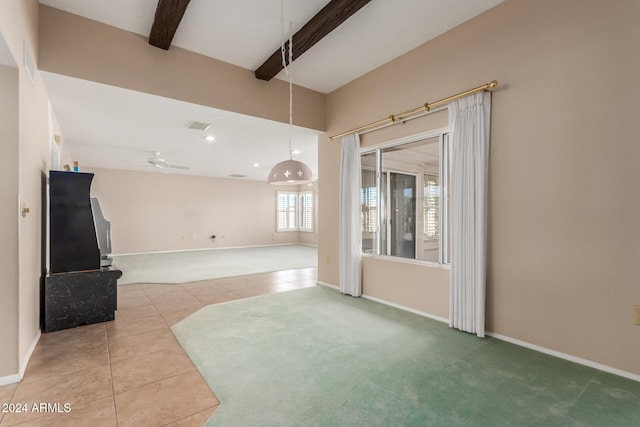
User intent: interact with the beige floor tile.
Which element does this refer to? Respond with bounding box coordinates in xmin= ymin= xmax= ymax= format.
xmin=108 ymin=328 xmax=182 ymax=363
xmin=269 ymin=270 xmax=299 ymax=279
xmin=143 ymin=284 xmax=189 ymax=296
xmin=0 ymin=382 xmax=16 ymax=402
xmin=193 ymin=291 xmax=241 ymax=306
xmin=292 ymin=278 xmax=318 ymax=287
xmin=152 ymin=296 xmax=204 ymax=317
xmin=117 ymin=294 xmax=153 ymax=309
xmin=116 ymin=288 xmax=147 ymax=300
xmin=111 ymin=348 xmax=196 ymax=394
xmin=146 ymin=291 xmax=199 ymax=304
xmin=273 ymin=268 xmax=317 ymax=283
xmin=245 ymin=278 xmax=285 ymax=288
xmin=266 ymin=281 xmax=307 ymax=292
xmin=117 ymin=283 xmax=147 ymax=293
xmin=207 ymin=276 xmax=248 ymax=287
xmin=105 ymin=313 xmax=168 ymax=340
xmin=0 ymin=383 xmax=17 ymax=425
xmin=0 ymin=405 xmax=49 ymax=426
xmin=164 ymin=406 xmax=217 ymax=426
xmin=2 ymin=396 xmax=117 ymax=427
xmin=183 ymin=283 xmax=234 ymax=298
xmin=22 ymin=339 xmax=109 ymax=384
xmin=114 ymin=304 xmax=160 ymax=323
xmin=114 ymin=371 xmax=218 ymax=427
xmin=37 ymin=323 xmax=106 ymax=349
xmin=297 ymin=267 xmax=317 ymax=275
xmin=8 ymin=268 xmax=313 ymax=426
xmin=218 ymin=284 xmax=258 ymax=295
xmin=241 ymin=272 xmax=275 ymax=283
xmin=3 ymin=366 xmax=112 ymax=425
xmin=31 ymin=326 xmax=107 ymax=356
xmin=180 ymin=279 xmax=226 ymax=291
xmin=161 ymin=307 xmax=203 ymax=327
xmin=231 ymin=286 xmax=272 ymax=299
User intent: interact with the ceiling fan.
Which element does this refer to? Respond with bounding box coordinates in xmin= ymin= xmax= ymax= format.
xmin=145 ymin=151 xmax=190 ymax=170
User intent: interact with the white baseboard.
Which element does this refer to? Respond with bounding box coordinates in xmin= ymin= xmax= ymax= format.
xmin=486 ymin=331 xmax=640 ymax=383
xmin=113 ymin=243 xmax=313 ymax=257
xmin=318 ymin=281 xmax=448 ymax=324
xmin=0 ymin=373 xmax=20 ymax=386
xmin=19 ymin=330 xmax=41 ymax=380
xmin=317 ymin=280 xmax=338 ymax=290
xmin=317 ymin=280 xmax=639 ymax=383
xmin=362 ymin=294 xmax=450 ymax=324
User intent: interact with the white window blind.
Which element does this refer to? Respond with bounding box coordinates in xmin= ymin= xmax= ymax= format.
xmin=277 ymin=190 xmax=314 ymax=232
xmin=300 ymin=192 xmax=313 ymax=231
xmin=361 ymin=186 xmax=377 ymax=233
xmin=423 ymin=175 xmax=440 ymax=239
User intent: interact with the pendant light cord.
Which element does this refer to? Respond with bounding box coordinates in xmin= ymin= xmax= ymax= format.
xmin=281 ymin=0 xmax=293 ymax=160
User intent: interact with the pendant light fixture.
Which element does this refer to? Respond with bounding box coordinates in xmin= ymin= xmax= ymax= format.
xmin=268 ymin=0 xmax=313 ymax=185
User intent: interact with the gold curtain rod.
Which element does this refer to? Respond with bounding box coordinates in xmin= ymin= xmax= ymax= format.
xmin=328 ymin=80 xmax=498 ymax=141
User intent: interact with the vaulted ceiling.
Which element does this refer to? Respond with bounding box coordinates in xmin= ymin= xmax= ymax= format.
xmin=36 ymin=0 xmax=504 ymax=180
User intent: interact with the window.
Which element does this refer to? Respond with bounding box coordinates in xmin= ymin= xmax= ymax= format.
xmin=300 ymin=192 xmax=313 ymax=231
xmin=360 ymin=132 xmax=449 ymax=264
xmin=423 ymin=174 xmax=439 ymax=239
xmin=361 ymin=152 xmax=378 ymax=254
xmin=277 ymin=191 xmax=314 ymax=232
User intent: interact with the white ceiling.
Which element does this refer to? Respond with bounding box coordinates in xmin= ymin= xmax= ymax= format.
xmin=42 ymin=71 xmax=321 ymax=181
xmin=37 ymin=0 xmax=504 ymax=181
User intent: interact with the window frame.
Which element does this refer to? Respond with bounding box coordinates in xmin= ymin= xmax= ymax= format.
xmin=276 ymin=190 xmax=314 ymax=233
xmin=298 ymin=190 xmax=314 ymax=233
xmin=360 ymin=128 xmax=450 ymax=265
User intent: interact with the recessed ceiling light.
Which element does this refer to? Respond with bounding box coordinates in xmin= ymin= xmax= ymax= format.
xmin=202 ymin=124 xmax=215 ymax=142
xmin=252 ymin=163 xmax=260 ymax=167
xmin=187 ymin=121 xmax=211 ymax=131
xmin=292 ymin=149 xmax=301 ymax=155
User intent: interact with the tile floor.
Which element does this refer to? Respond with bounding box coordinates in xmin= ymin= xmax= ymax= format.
xmin=0 ymin=267 xmax=317 ymax=426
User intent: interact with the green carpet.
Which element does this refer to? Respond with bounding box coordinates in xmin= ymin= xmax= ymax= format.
xmin=113 ymin=244 xmax=317 ymax=285
xmin=172 ymin=286 xmax=640 ymax=427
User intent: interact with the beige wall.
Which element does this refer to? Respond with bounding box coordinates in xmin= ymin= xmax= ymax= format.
xmin=363 ymin=257 xmax=450 ymax=321
xmin=18 ymin=41 xmax=52 ymax=382
xmin=319 ymin=0 xmax=640 ymax=375
xmin=38 ymin=6 xmax=326 ymax=132
xmin=2 ymin=0 xmax=637 ymax=381
xmin=50 ymin=116 xmax=74 ymax=170
xmin=86 ymin=167 xmax=315 ymax=254
xmin=0 ymin=64 xmax=20 ymax=378
xmin=0 ymin=0 xmax=60 ymax=380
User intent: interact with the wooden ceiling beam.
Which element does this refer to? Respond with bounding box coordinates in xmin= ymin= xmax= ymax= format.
xmin=255 ymin=0 xmax=371 ymax=81
xmin=149 ymin=0 xmax=191 ymax=50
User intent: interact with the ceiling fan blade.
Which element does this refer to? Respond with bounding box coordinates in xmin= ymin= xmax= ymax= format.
xmin=166 ymin=164 xmax=190 ymax=170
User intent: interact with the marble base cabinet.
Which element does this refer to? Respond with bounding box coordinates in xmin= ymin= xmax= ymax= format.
xmin=44 ymin=170 xmax=121 ymax=332
xmin=43 ymin=268 xmax=122 ymax=332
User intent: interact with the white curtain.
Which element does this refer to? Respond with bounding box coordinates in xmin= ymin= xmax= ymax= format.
xmin=339 ymin=133 xmax=362 ymax=297
xmin=448 ymin=91 xmax=491 ymax=337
